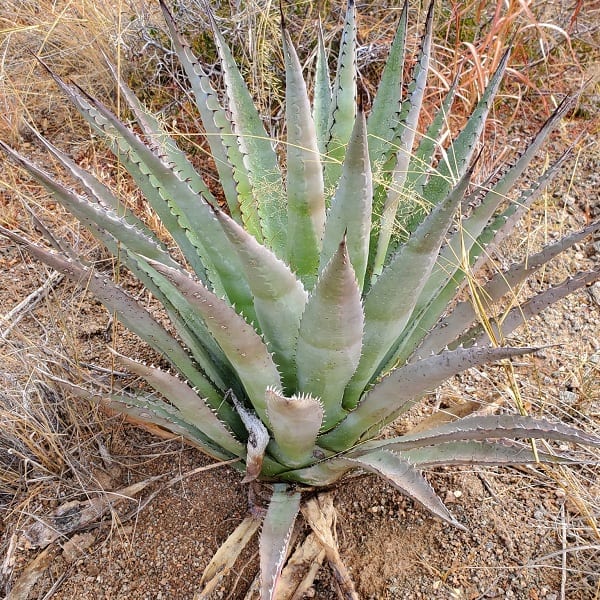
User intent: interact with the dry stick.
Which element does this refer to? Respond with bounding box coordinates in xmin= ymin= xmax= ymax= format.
xmin=1 ymin=533 xmax=18 ymax=589
xmin=5 ymin=547 xmax=59 ymax=600
xmin=560 ymin=503 xmax=567 ymax=600
xmin=0 ymin=270 xmax=63 ymax=340
xmin=301 ymin=493 xmax=359 ymax=600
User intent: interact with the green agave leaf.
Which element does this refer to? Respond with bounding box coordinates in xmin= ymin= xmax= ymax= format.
xmin=25 ymin=125 xmax=174 ymax=250
xmin=0 ymin=142 xmax=180 ymax=271
xmin=214 ymin=208 xmax=308 ymax=391
xmin=158 ymin=0 xmax=245 ymax=224
xmin=37 ymin=60 xmax=211 ymax=283
xmin=344 ymin=163 xmax=476 ymax=408
xmin=385 ymin=147 xmax=578 ymax=368
xmin=280 ymin=458 xmax=353 ymax=487
xmin=420 ymin=49 xmax=510 ymax=207
xmin=324 ymin=0 xmax=357 ymax=194
xmin=371 ymin=0 xmax=434 ymax=279
xmin=207 ymin=7 xmax=287 ymax=257
xmin=0 ymin=226 xmax=226 ymax=411
xmin=458 ymin=269 xmax=600 ymax=348
xmin=260 ymin=484 xmax=302 ymax=600
xmin=345 ymin=450 xmax=465 ymax=529
xmin=111 ymin=351 xmax=244 ymax=456
xmin=51 ymin=377 xmax=235 ymax=462
xmin=0 ymin=143 xmax=232 ymax=390
xmin=108 ymin=60 xmax=227 ymax=215
xmin=320 ymin=108 xmax=372 ymax=290
xmin=6 ymin=137 xmax=232 ymax=388
xmin=461 ymin=96 xmax=574 ymax=248
xmin=417 ymin=220 xmax=600 ymax=356
xmin=466 ymin=141 xmax=576 ymax=279
xmin=366 ymin=415 xmax=600 ymax=453
xmin=418 ymin=97 xmax=576 ymax=311
xmin=130 ymin=254 xmax=235 ymax=394
xmin=367 ymin=0 xmax=408 ymax=170
xmin=266 ymin=388 xmax=324 ymax=468
xmin=313 ymin=20 xmax=331 ymax=156
xmin=373 ymin=74 xmax=459 ymax=270
xmin=68 ymin=84 xmax=258 ymax=319
xmin=404 ymin=74 xmax=459 ymax=204
xmin=388 ymin=440 xmax=581 ymax=468
xmin=283 ymin=23 xmax=326 ymax=288
xmin=296 ymin=239 xmax=364 ymax=429
xmin=321 ymin=345 xmax=536 ymax=451
xmin=148 ymin=261 xmax=282 ymax=423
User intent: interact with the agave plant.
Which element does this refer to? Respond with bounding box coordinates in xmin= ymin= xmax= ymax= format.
xmin=2 ymin=0 xmax=599 ymax=597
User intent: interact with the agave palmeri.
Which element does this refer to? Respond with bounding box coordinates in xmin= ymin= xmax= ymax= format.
xmin=1 ymin=0 xmax=599 ymax=597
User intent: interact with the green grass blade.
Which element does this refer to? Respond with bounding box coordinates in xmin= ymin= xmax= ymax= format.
xmin=283 ymin=24 xmax=326 ymax=288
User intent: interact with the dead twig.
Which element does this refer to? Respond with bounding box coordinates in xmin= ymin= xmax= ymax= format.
xmin=0 ymin=270 xmax=63 ymax=340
